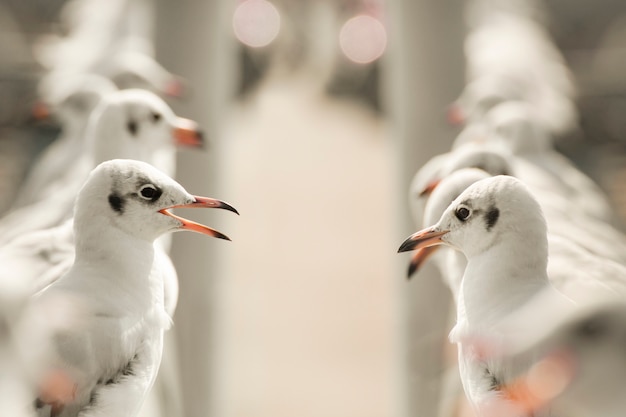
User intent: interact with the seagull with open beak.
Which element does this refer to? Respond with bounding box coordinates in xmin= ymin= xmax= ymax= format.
xmin=30 ymin=159 xmax=237 ymax=417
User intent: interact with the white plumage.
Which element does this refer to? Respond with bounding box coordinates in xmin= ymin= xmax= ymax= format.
xmin=29 ymin=159 xmax=236 ymax=417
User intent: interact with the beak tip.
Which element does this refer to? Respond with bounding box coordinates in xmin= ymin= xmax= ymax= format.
xmin=223 ymin=203 xmax=239 ymax=216
xmin=397 ymin=241 xmax=413 ymax=253
xmin=216 ymin=232 xmax=232 ymax=241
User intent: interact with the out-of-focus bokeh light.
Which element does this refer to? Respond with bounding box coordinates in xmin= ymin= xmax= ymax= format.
xmin=339 ymin=14 xmax=387 ymax=64
xmin=233 ymin=0 xmax=281 ymax=48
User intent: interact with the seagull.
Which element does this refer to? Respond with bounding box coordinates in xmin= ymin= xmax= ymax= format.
xmin=408 ymin=168 xmax=491 ymax=295
xmin=398 ymin=175 xmax=577 ymax=417
xmin=101 ymin=51 xmax=185 ymax=98
xmin=417 ymin=146 xmax=626 ymax=265
xmin=406 ymin=169 xmax=626 ymax=416
xmin=30 ymin=159 xmax=237 ymax=417
xmin=0 ymin=89 xmax=203 ymax=246
xmin=12 ymin=74 xmax=118 ymax=210
xmin=460 ymin=12 xmax=578 ymax=137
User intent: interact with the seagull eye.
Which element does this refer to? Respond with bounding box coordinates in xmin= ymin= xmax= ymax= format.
xmin=455 ymin=206 xmax=471 ymax=221
xmin=139 ymin=184 xmax=158 ymax=200
xmin=151 ymin=112 xmax=162 ymax=123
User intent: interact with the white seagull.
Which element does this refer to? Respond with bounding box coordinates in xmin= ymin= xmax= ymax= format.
xmin=398 ymin=175 xmax=577 ymax=417
xmin=12 ymin=74 xmax=118 ymax=210
xmin=418 ymin=146 xmax=626 ymax=265
xmin=407 ymin=167 xmax=491 ymax=295
xmin=30 ymin=159 xmax=237 ymax=417
xmin=0 ymin=89 xmax=203 ymax=246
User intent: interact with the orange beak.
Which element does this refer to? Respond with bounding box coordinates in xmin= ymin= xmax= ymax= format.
xmin=407 ymin=246 xmax=441 ymax=278
xmin=159 ymin=195 xmax=238 ymax=240
xmin=398 ymin=226 xmax=449 ymax=253
xmin=172 ymin=117 xmax=204 ymax=148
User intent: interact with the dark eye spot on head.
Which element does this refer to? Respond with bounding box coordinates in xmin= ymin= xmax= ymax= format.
xmin=127 ymin=119 xmax=138 ymax=136
xmin=485 ymin=206 xmax=499 ymax=230
xmin=108 ymin=193 xmax=125 ymax=214
xmin=151 ymin=112 xmax=162 ymax=123
xmin=455 ymin=207 xmax=471 ymax=221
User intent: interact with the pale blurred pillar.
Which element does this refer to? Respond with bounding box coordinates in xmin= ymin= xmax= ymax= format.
xmin=154 ymin=1 xmax=238 ymax=417
xmin=382 ymin=1 xmax=465 ymax=416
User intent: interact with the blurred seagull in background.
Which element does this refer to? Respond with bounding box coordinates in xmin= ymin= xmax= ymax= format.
xmin=12 ymin=74 xmax=118 ymax=210
xmin=0 ymin=89 xmax=203 ymax=246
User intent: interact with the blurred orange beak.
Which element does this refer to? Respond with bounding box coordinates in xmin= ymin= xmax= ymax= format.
xmin=164 ymin=77 xmax=185 ymax=98
xmin=407 ymin=246 xmax=440 ymax=278
xmin=32 ymin=100 xmax=51 ymax=121
xmin=159 ymin=195 xmax=238 ymax=240
xmin=419 ymin=179 xmax=441 ymax=197
xmin=172 ymin=117 xmax=204 ymax=148
xmin=446 ymin=103 xmax=465 ymax=126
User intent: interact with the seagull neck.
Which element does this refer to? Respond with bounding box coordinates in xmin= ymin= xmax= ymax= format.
xmin=458 ymin=237 xmax=550 ymax=328
xmin=73 ymin=221 xmax=155 ymax=279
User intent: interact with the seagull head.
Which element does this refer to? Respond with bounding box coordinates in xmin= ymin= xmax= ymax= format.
xmin=407 ymin=168 xmax=492 ymax=278
xmin=86 ymin=89 xmax=204 ymax=165
xmin=105 ymin=51 xmax=184 ymax=98
xmin=74 ymin=159 xmax=238 ymax=243
xmin=35 ymin=73 xmax=117 ymax=127
xmin=399 ymin=175 xmax=547 ymax=260
xmin=417 ymin=146 xmax=512 ymax=198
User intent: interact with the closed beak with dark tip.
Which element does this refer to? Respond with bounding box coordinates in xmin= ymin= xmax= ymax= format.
xmin=398 ymin=227 xmax=449 ymax=253
xmin=172 ymin=117 xmax=205 ymax=148
xmin=407 ymin=246 xmax=441 ymax=278
xmin=159 ymin=195 xmax=238 ymax=240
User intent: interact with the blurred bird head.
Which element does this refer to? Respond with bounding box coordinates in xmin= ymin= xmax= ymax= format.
xmin=84 ymin=89 xmax=204 ymax=168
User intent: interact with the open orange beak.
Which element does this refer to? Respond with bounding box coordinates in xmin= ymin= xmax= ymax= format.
xmin=398 ymin=226 xmax=449 ymax=253
xmin=172 ymin=117 xmax=204 ymax=148
xmin=407 ymin=246 xmax=441 ymax=278
xmin=159 ymin=195 xmax=238 ymax=240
